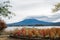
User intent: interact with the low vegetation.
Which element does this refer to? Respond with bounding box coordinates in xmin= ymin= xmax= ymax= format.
xmin=9 ymin=27 xmax=60 ymax=38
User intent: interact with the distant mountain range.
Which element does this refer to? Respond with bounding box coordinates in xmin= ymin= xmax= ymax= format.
xmin=7 ymin=18 xmax=60 ymax=26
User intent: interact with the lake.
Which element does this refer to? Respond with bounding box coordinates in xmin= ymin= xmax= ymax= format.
xmin=5 ymin=26 xmax=60 ymax=31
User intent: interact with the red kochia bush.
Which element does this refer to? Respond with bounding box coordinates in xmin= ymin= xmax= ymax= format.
xmin=11 ymin=27 xmax=60 ymax=38
xmin=0 ymin=19 xmax=7 ymax=30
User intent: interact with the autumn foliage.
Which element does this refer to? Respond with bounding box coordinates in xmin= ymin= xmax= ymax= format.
xmin=0 ymin=19 xmax=7 ymax=31
xmin=11 ymin=27 xmax=60 ymax=38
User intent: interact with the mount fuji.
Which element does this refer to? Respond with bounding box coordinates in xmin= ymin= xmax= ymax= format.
xmin=7 ymin=18 xmax=60 ymax=26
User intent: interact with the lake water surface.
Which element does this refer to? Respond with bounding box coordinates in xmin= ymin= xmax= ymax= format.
xmin=5 ymin=26 xmax=60 ymax=31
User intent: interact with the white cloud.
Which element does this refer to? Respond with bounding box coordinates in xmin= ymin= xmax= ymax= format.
xmin=2 ymin=0 xmax=60 ymax=23
xmin=29 ymin=13 xmax=60 ymax=22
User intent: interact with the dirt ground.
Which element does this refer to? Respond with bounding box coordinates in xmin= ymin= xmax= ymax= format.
xmin=0 ymin=37 xmax=22 ymax=40
xmin=0 ymin=37 xmax=59 ymax=40
xmin=0 ymin=35 xmax=60 ymax=40
xmin=0 ymin=35 xmax=20 ymax=40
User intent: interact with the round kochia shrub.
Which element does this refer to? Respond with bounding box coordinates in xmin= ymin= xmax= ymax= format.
xmin=10 ymin=27 xmax=60 ymax=38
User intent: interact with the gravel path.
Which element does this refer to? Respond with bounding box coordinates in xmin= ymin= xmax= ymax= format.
xmin=0 ymin=35 xmax=60 ymax=40
xmin=0 ymin=35 xmax=20 ymax=40
xmin=0 ymin=37 xmax=22 ymax=40
xmin=0 ymin=37 xmax=60 ymax=40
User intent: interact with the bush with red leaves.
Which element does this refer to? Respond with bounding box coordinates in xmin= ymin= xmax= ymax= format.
xmin=0 ymin=19 xmax=7 ymax=31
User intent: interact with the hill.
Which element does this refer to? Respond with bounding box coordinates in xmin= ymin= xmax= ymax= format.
xmin=7 ymin=18 xmax=60 ymax=26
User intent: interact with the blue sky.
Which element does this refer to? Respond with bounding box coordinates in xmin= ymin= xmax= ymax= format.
xmin=1 ymin=0 xmax=60 ymax=23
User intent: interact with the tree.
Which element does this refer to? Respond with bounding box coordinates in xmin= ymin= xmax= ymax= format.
xmin=0 ymin=0 xmax=15 ymax=32
xmin=52 ymin=3 xmax=60 ymax=12
xmin=0 ymin=0 xmax=15 ymax=19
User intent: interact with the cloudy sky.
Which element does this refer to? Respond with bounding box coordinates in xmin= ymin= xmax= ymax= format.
xmin=1 ymin=0 xmax=60 ymax=23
